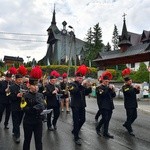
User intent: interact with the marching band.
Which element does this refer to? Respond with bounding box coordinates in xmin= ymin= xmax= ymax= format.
xmin=0 ymin=65 xmax=142 ymax=149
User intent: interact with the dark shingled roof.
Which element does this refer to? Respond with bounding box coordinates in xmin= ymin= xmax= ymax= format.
xmin=3 ymin=56 xmax=24 ymax=62
xmin=94 ymin=43 xmax=150 ymax=61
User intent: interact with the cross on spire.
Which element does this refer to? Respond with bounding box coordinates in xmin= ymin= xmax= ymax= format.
xmin=122 ymin=13 xmax=127 ymax=21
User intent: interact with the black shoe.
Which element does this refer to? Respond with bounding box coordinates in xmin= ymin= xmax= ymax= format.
xmin=53 ymin=125 xmax=57 ymax=130
xmin=123 ymin=124 xmax=132 ymax=133
xmin=13 ymin=136 xmax=20 ymax=143
xmin=75 ymin=139 xmax=82 ymax=146
xmin=95 ymin=119 xmax=98 ymax=123
xmin=48 ymin=127 xmax=54 ymax=131
xmin=66 ymin=110 xmax=70 ymax=114
xmin=71 ymin=130 xmax=74 ymax=134
xmin=103 ymin=133 xmax=114 ymax=139
xmin=4 ymin=126 xmax=9 ymax=129
xmin=96 ymin=129 xmax=101 ymax=136
xmin=129 ymin=132 xmax=135 ymax=136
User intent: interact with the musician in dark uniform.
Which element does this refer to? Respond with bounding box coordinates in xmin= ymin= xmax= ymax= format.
xmin=69 ymin=65 xmax=92 ymax=145
xmin=44 ymin=70 xmax=60 ymax=131
xmin=9 ymin=73 xmax=24 ymax=143
xmin=0 ymin=72 xmax=12 ymax=129
xmin=96 ymin=71 xmax=116 ymax=139
xmin=60 ymin=73 xmax=70 ymax=113
xmin=22 ymin=66 xmax=45 ymax=150
xmin=122 ymin=68 xmax=140 ymax=136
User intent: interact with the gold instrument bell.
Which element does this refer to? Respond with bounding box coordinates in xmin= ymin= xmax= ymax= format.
xmin=20 ymin=97 xmax=27 ymax=109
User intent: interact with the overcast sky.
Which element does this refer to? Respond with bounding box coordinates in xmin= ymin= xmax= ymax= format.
xmin=0 ymin=0 xmax=149 ymax=62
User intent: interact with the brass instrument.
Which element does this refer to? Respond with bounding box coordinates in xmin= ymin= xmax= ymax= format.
xmin=19 ymin=87 xmax=28 ymax=109
xmin=5 ymin=82 xmax=11 ymax=96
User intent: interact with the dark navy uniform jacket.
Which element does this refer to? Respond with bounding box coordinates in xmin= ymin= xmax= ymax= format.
xmin=122 ymin=84 xmax=140 ymax=109
xmin=23 ymin=92 xmax=45 ymax=124
xmin=0 ymin=80 xmax=11 ymax=104
xmin=96 ymin=84 xmax=116 ymax=110
xmin=44 ymin=83 xmax=60 ymax=108
xmin=9 ymin=83 xmax=22 ymax=111
xmin=69 ymin=81 xmax=92 ymax=108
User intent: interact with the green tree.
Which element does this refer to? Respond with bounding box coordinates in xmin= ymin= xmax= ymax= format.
xmin=112 ymin=24 xmax=119 ymax=51
xmin=0 ymin=59 xmax=4 ymax=67
xmin=105 ymin=42 xmax=111 ymax=52
xmin=133 ymin=62 xmax=149 ymax=82
xmin=84 ymin=27 xmax=94 ymax=66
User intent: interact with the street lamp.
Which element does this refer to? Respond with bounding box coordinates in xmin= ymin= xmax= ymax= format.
xmin=26 ymin=56 xmax=31 ymax=63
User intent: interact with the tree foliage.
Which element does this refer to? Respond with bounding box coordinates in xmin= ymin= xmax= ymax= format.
xmin=132 ymin=62 xmax=149 ymax=83
xmin=84 ymin=23 xmax=104 ymax=67
xmin=112 ymin=24 xmax=119 ymax=51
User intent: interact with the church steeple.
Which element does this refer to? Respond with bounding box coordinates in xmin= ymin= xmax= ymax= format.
xmin=51 ymin=4 xmax=56 ymax=25
xmin=121 ymin=14 xmax=128 ymax=40
xmin=118 ymin=13 xmax=132 ymax=52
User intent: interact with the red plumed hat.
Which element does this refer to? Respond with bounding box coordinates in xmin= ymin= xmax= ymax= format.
xmin=50 ymin=70 xmax=60 ymax=79
xmin=101 ymin=71 xmax=113 ymax=80
xmin=75 ymin=64 xmax=89 ymax=77
xmin=17 ymin=65 xmax=28 ymax=76
xmin=8 ymin=66 xmax=17 ymax=75
xmin=122 ymin=68 xmax=131 ymax=76
xmin=29 ymin=66 xmax=42 ymax=85
xmin=122 ymin=68 xmax=131 ymax=81
xmin=62 ymin=73 xmax=68 ymax=78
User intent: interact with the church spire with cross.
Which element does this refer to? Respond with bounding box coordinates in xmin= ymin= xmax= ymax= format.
xmin=51 ymin=4 xmax=56 ymax=25
xmin=118 ymin=13 xmax=132 ymax=52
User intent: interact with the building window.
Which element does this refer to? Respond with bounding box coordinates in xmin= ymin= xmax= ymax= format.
xmin=131 ymin=63 xmax=135 ymax=68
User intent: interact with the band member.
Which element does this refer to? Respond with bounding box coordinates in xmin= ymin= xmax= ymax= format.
xmin=95 ymin=76 xmax=102 ymax=122
xmin=0 ymin=72 xmax=12 ymax=129
xmin=69 ymin=65 xmax=92 ymax=145
xmin=9 ymin=65 xmax=27 ymax=143
xmin=96 ymin=71 xmax=116 ymax=139
xmin=44 ymin=70 xmax=60 ymax=131
xmin=22 ymin=66 xmax=45 ymax=150
xmin=122 ymin=68 xmax=140 ymax=136
xmin=60 ymin=73 xmax=70 ymax=113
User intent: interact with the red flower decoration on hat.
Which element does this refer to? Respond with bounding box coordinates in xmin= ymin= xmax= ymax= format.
xmin=50 ymin=70 xmax=60 ymax=78
xmin=62 ymin=73 xmax=68 ymax=78
xmin=122 ymin=68 xmax=131 ymax=77
xmin=101 ymin=71 xmax=113 ymax=80
xmin=30 ymin=66 xmax=42 ymax=79
xmin=76 ymin=64 xmax=89 ymax=76
xmin=8 ymin=66 xmax=17 ymax=75
xmin=17 ymin=65 xmax=28 ymax=76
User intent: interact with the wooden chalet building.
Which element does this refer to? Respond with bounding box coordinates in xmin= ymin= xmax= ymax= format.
xmin=94 ymin=16 xmax=150 ymax=70
xmin=3 ymin=56 xmax=24 ymax=68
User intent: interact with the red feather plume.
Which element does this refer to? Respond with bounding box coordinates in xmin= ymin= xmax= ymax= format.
xmin=30 ymin=66 xmax=42 ymax=79
xmin=8 ymin=66 xmax=17 ymax=75
xmin=62 ymin=73 xmax=68 ymax=78
xmin=101 ymin=71 xmax=113 ymax=80
xmin=76 ymin=64 xmax=89 ymax=76
xmin=50 ymin=70 xmax=60 ymax=78
xmin=17 ymin=65 xmax=27 ymax=76
xmin=122 ymin=68 xmax=131 ymax=77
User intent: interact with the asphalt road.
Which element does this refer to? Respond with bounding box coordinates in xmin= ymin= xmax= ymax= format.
xmin=0 ymin=97 xmax=150 ymax=150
